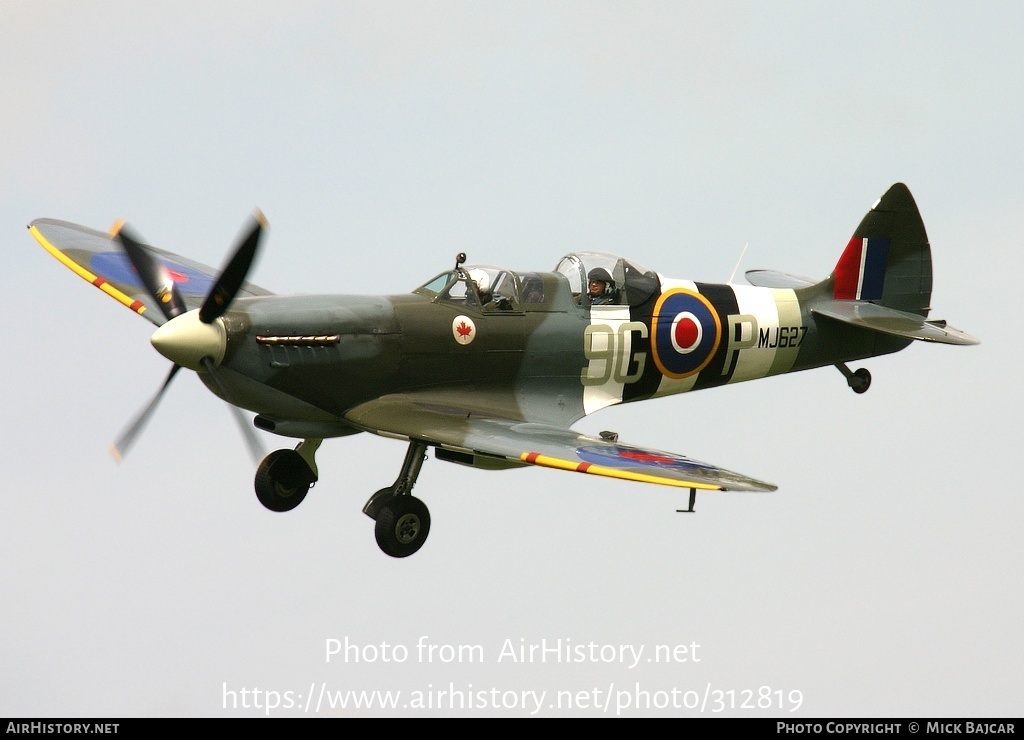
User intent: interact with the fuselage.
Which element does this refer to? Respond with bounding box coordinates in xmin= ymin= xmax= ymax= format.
xmin=210 ymin=253 xmax=908 ymax=436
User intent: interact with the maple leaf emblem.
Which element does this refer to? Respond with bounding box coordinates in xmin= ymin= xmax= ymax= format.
xmin=452 ymin=315 xmax=476 ymax=344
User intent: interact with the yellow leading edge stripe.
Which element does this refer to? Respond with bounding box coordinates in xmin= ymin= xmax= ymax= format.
xmin=520 ymin=452 xmax=721 ymax=490
xmin=30 ymin=224 xmax=148 ymax=316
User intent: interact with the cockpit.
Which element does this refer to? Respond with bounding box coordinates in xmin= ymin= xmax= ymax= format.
xmin=415 ymin=251 xmax=660 ymax=313
xmin=554 ymin=251 xmax=660 ymax=307
xmin=416 ymin=265 xmax=548 ymax=312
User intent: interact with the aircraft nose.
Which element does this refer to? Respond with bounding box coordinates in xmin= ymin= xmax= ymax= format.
xmin=150 ymin=310 xmax=227 ymax=371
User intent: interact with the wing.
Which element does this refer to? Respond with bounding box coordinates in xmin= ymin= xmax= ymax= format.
xmin=345 ymin=393 xmax=777 ymax=492
xmin=29 ymin=218 xmax=273 ymax=326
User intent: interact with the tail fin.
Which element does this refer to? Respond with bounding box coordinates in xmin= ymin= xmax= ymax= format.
xmin=814 ymin=183 xmax=978 ymax=346
xmin=832 ymin=183 xmax=932 ymax=317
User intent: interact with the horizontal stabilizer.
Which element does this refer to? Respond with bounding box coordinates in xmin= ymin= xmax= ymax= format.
xmin=813 ymin=301 xmax=979 ymax=345
xmin=745 ymin=269 xmax=816 ymax=289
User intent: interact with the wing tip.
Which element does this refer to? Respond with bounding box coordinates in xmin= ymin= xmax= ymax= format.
xmin=30 ymin=220 xmax=152 ymax=320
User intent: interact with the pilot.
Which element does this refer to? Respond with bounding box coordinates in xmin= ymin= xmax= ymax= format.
xmin=469 ymin=269 xmax=513 ymax=311
xmin=587 ymin=268 xmax=617 ymax=305
xmin=468 ymin=269 xmax=492 ymax=305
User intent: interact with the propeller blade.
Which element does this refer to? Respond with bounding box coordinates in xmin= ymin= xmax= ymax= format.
xmin=199 ymin=211 xmax=266 ymax=324
xmin=201 ymin=357 xmax=266 ymax=465
xmin=228 ymin=405 xmax=267 ymax=466
xmin=114 ymin=223 xmax=187 ymax=322
xmin=110 ymin=363 xmax=182 ymax=462
xmin=110 ymin=213 xmax=267 ymax=465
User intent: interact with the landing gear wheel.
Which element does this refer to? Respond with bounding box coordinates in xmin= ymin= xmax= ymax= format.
xmin=374 ymin=496 xmax=431 ymax=558
xmin=255 ymin=449 xmax=316 ymax=512
xmin=849 ymin=368 xmax=872 ymax=394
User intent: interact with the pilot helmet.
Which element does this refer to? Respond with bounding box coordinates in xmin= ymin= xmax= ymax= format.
xmin=587 ymin=267 xmax=614 ymax=292
xmin=468 ymin=268 xmax=490 ymax=294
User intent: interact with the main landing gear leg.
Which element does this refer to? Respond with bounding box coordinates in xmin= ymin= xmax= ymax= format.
xmin=836 ymin=363 xmax=871 ymax=394
xmin=363 ymin=440 xmax=431 ymax=558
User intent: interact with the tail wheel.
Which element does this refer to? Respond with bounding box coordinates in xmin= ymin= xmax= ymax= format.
xmin=850 ymin=368 xmax=872 ymax=394
xmin=374 ymin=496 xmax=431 ymax=558
xmin=255 ymin=449 xmax=316 ymax=512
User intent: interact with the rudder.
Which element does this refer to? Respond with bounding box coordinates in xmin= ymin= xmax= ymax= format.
xmin=832 ymin=183 xmax=932 ymax=317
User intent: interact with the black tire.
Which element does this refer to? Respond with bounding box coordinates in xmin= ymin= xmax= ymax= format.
xmin=374 ymin=496 xmax=431 ymax=558
xmin=255 ymin=449 xmax=315 ymax=512
xmin=851 ymin=368 xmax=872 ymax=394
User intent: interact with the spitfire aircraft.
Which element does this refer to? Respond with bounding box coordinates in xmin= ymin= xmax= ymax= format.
xmin=31 ymin=183 xmax=977 ymax=557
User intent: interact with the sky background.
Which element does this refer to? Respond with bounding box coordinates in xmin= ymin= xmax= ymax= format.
xmin=2 ymin=1 xmax=1020 ymax=717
